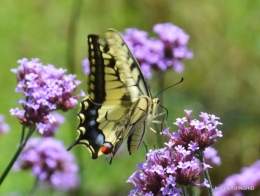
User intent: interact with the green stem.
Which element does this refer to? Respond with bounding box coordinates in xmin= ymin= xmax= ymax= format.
xmin=198 ymin=150 xmax=213 ymax=196
xmin=0 ymin=126 xmax=35 ymax=186
xmin=67 ymin=0 xmax=83 ymax=195
xmin=20 ymin=96 xmax=29 ymax=144
xmin=0 ymin=141 xmax=24 ymax=185
xmin=67 ymin=0 xmax=83 ymax=74
xmin=20 ymin=125 xmax=26 ymax=144
xmin=24 ymin=126 xmax=35 ymax=143
xmin=181 ymin=186 xmax=188 ymax=196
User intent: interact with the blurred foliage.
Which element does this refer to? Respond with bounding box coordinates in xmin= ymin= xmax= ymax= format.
xmin=0 ymin=0 xmax=260 ymax=195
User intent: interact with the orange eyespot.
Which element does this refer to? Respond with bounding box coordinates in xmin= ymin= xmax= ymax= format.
xmin=101 ymin=144 xmax=113 ymax=154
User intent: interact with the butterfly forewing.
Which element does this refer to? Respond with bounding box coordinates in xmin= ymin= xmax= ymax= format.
xmin=105 ymin=29 xmax=151 ymax=98
xmin=68 ymin=29 xmax=159 ymax=163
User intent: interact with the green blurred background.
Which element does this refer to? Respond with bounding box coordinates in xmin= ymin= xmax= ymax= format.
xmin=0 ymin=0 xmax=260 ymax=195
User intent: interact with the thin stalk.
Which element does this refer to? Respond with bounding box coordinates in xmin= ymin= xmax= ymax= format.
xmin=181 ymin=186 xmax=188 ymax=196
xmin=67 ymin=0 xmax=84 ymax=195
xmin=20 ymin=96 xmax=29 ymax=144
xmin=0 ymin=126 xmax=35 ymax=186
xmin=198 ymin=150 xmax=213 ymax=196
xmin=20 ymin=125 xmax=26 ymax=144
xmin=67 ymin=0 xmax=83 ymax=74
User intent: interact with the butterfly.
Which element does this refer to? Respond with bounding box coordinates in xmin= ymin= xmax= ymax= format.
xmin=68 ymin=29 xmax=160 ymax=163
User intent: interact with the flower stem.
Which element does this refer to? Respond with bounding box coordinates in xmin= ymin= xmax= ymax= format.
xmin=20 ymin=125 xmax=26 ymax=144
xmin=0 ymin=126 xmax=35 ymax=185
xmin=67 ymin=0 xmax=84 ymax=195
xmin=181 ymin=186 xmax=188 ymax=196
xmin=67 ymin=0 xmax=83 ymax=74
xmin=198 ymin=150 xmax=213 ymax=196
xmin=0 ymin=142 xmax=24 ymax=185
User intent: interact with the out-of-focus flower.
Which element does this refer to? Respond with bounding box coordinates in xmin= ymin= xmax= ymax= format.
xmin=123 ymin=23 xmax=193 ymax=79
xmin=10 ymin=58 xmax=82 ymax=134
xmin=214 ymin=160 xmax=260 ymax=196
xmin=81 ymin=58 xmax=90 ymax=75
xmin=0 ymin=115 xmax=10 ymax=135
xmin=204 ymin=146 xmax=221 ymax=166
xmin=14 ymin=137 xmax=79 ymax=191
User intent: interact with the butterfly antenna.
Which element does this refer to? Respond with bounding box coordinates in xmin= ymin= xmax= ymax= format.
xmin=155 ymin=77 xmax=184 ymax=98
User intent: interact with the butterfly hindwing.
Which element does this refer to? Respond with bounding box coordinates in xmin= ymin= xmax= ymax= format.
xmin=68 ymin=29 xmax=159 ymax=163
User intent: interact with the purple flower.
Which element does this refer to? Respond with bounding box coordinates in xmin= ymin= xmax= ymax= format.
xmin=14 ymin=137 xmax=79 ymax=191
xmin=0 ymin=115 xmax=10 ymax=135
xmin=122 ymin=23 xmax=193 ymax=79
xmin=127 ymin=142 xmax=207 ymax=195
xmin=128 ymin=110 xmax=223 ymax=195
xmin=153 ymin=23 xmax=190 ymax=46
xmin=170 ymin=110 xmax=223 ymax=151
xmin=40 ymin=112 xmax=65 ymax=137
xmin=204 ymin=146 xmax=221 ymax=166
xmin=214 ymin=160 xmax=260 ymax=196
xmin=10 ymin=58 xmax=82 ymax=133
xmin=123 ymin=28 xmax=149 ymax=45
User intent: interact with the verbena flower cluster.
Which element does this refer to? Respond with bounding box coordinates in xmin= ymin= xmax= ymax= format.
xmin=0 ymin=114 xmax=10 ymax=135
xmin=169 ymin=110 xmax=223 ymax=151
xmin=10 ymin=58 xmax=82 ymax=133
xmin=127 ymin=110 xmax=223 ymax=196
xmin=122 ymin=23 xmax=193 ymax=79
xmin=14 ymin=137 xmax=79 ymax=191
xmin=214 ymin=160 xmax=260 ymax=196
xmin=81 ymin=23 xmax=193 ymax=79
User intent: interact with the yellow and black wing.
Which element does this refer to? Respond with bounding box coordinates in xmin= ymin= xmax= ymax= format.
xmin=68 ymin=29 xmax=159 ymax=163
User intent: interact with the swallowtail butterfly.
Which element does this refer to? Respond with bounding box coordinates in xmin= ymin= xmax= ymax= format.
xmin=68 ymin=29 xmax=159 ymax=163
